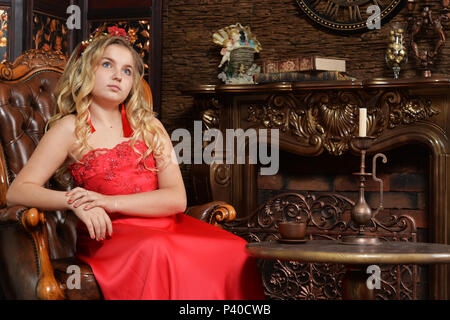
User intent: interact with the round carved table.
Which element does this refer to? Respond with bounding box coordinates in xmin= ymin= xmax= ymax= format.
xmin=246 ymin=240 xmax=450 ymax=300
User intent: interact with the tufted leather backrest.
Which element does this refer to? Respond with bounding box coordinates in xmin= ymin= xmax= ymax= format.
xmin=0 ymin=49 xmax=78 ymax=260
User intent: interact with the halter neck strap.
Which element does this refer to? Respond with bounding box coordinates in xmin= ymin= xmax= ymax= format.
xmin=87 ymin=104 xmax=133 ymax=138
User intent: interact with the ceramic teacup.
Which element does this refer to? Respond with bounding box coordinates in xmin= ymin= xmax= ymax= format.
xmin=279 ymin=219 xmax=307 ymax=240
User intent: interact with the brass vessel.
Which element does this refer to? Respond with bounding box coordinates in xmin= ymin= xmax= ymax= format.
xmin=341 ymin=136 xmax=387 ymax=245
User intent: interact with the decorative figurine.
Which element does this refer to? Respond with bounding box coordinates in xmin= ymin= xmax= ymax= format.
xmin=407 ymin=0 xmax=447 ymax=77
xmin=213 ymin=23 xmax=262 ymax=84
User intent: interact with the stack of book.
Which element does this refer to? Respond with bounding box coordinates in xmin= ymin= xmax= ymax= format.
xmin=254 ymin=56 xmax=351 ymax=84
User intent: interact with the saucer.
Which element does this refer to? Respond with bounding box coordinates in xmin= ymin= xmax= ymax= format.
xmin=277 ymin=238 xmax=307 ymax=244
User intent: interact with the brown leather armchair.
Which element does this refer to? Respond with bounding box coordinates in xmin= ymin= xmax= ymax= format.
xmin=0 ymin=49 xmax=236 ymax=300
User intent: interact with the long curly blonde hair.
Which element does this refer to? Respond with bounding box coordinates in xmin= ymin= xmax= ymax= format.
xmin=47 ymin=35 xmax=167 ymax=177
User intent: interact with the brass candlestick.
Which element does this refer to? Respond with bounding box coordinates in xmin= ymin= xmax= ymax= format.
xmin=341 ymin=136 xmax=387 ymax=246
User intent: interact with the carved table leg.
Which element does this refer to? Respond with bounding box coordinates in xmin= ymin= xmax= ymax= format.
xmin=341 ymin=265 xmax=375 ymax=300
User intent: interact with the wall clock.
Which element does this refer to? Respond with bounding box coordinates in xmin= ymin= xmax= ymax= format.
xmin=295 ymin=0 xmax=404 ymax=32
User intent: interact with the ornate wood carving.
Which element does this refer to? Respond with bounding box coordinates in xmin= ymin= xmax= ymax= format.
xmin=246 ymin=89 xmax=439 ymax=156
xmin=184 ymin=201 xmax=236 ymax=228
xmin=0 ymin=48 xmax=66 ymax=81
xmin=211 ymin=163 xmax=231 ymax=187
xmin=21 ymin=208 xmax=65 ymax=300
xmin=208 ymin=203 xmax=236 ymax=227
xmin=224 ymin=192 xmax=421 ymax=300
xmin=384 ymin=90 xmax=439 ymax=129
xmin=202 ymin=108 xmax=220 ymax=130
xmin=33 ymin=12 xmax=69 ymax=56
xmin=193 ymin=95 xmax=222 ymax=131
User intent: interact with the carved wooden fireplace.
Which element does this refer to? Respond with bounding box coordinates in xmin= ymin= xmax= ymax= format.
xmin=181 ymin=77 xmax=450 ymax=300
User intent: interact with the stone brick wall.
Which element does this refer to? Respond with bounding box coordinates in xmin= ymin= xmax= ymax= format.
xmin=161 ymin=0 xmax=447 ymax=206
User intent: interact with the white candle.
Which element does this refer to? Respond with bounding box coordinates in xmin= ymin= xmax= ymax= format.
xmin=359 ymin=108 xmax=367 ymax=137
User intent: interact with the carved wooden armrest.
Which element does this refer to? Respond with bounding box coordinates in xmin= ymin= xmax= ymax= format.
xmin=185 ymin=201 xmax=236 ymax=228
xmin=0 ymin=206 xmax=66 ymax=299
xmin=21 ymin=208 xmax=66 ymax=299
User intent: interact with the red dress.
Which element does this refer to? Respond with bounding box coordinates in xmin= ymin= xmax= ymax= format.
xmin=69 ymin=140 xmax=265 ymax=300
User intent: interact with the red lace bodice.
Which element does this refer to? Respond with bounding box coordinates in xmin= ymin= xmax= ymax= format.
xmin=68 ymin=140 xmax=158 ymax=195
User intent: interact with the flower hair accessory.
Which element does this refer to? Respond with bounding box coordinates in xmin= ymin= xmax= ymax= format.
xmin=77 ymin=26 xmax=131 ymax=58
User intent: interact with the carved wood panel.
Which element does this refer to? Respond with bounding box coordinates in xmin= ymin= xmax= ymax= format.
xmin=244 ymin=90 xmax=439 ymax=156
xmin=224 ymin=192 xmax=422 ymax=300
xmin=32 ymin=12 xmax=69 ymax=56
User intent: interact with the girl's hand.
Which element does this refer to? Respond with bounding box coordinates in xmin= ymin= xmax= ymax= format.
xmin=71 ymin=205 xmax=113 ymax=241
xmin=66 ymin=187 xmax=116 ymax=212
